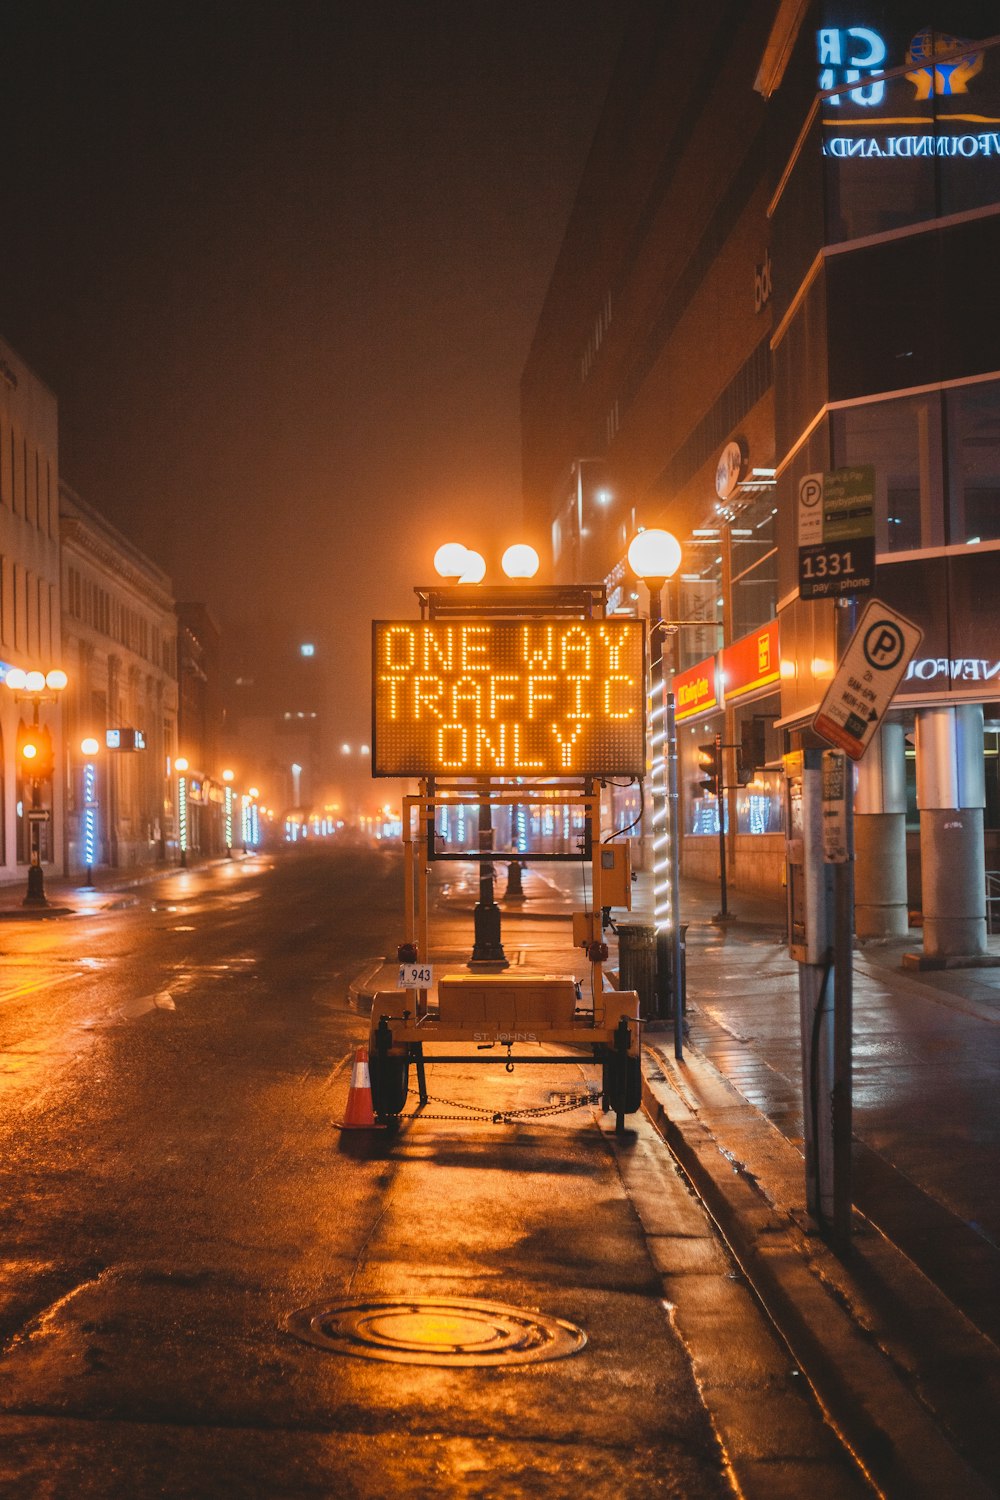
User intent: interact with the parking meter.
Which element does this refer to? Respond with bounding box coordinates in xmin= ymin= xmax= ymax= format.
xmin=783 ymin=749 xmax=834 ymax=963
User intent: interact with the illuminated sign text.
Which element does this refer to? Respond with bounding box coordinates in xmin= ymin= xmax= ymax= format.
xmin=372 ymin=619 xmax=645 ymax=777
xmin=824 ymin=132 xmax=1000 ymax=157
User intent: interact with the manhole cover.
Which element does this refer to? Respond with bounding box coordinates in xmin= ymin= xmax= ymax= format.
xmin=283 ymin=1296 xmax=586 ymax=1366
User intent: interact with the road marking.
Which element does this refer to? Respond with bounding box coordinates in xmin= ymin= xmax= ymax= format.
xmin=0 ymin=971 xmax=79 ymax=1005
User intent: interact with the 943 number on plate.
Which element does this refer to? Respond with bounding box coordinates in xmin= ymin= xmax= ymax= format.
xmin=397 ymin=963 xmax=433 ymax=988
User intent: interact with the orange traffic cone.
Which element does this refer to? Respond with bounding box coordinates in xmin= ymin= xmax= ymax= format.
xmin=340 ymin=1047 xmax=382 ymax=1129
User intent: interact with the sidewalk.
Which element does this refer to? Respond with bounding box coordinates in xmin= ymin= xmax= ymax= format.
xmin=395 ymin=856 xmax=1000 ymax=1493
xmin=0 ymin=857 xmax=228 ymax=918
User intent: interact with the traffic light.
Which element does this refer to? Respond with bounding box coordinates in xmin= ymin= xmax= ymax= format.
xmin=18 ymin=724 xmax=54 ymax=780
xmin=737 ymin=717 xmax=767 ymax=784
xmin=696 ymin=739 xmax=721 ymax=797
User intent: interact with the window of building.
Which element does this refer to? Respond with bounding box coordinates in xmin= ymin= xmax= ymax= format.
xmin=729 ymin=495 xmax=779 ymax=640
xmin=834 ymin=379 xmax=1000 ymax=552
xmin=947 ymin=380 xmax=1000 ymax=545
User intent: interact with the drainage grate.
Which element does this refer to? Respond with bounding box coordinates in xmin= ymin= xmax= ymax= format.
xmin=283 ymin=1296 xmax=587 ymax=1366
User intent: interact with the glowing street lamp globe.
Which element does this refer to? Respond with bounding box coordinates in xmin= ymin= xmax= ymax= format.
xmin=501 ymin=544 xmax=540 ymax=579
xmin=5 ymin=668 xmax=27 ymax=691
xmin=434 ymin=542 xmax=470 ymax=579
xmin=81 ymin=737 xmax=100 ymax=757
xmin=458 ymin=549 xmax=486 ymax=583
xmin=627 ymin=528 xmax=682 ymax=584
xmin=46 ymin=669 xmax=68 ymax=691
xmin=25 ymin=671 xmax=46 ymax=693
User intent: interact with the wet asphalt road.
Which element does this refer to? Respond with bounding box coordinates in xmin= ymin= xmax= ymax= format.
xmin=0 ymin=847 xmax=866 ymax=1498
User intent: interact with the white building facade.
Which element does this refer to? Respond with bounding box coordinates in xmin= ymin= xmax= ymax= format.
xmin=0 ymin=336 xmax=63 ymax=881
xmin=60 ymin=483 xmax=179 ymax=874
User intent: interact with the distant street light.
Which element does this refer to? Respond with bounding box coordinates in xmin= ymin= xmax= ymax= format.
xmin=627 ymin=527 xmax=684 ymax=1056
xmin=291 ymin=761 xmax=302 ymax=806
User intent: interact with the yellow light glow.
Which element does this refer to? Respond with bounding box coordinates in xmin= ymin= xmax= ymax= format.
xmin=811 ymin=657 xmax=835 ymax=678
xmin=458 ymin=550 xmax=486 ymax=583
xmin=248 ymin=786 xmax=259 ymax=798
xmin=434 ymin=542 xmax=470 ymax=579
xmin=372 ymin=618 xmax=645 ymax=777
xmin=501 ymin=544 xmax=540 ymax=579
xmin=222 ymin=768 xmax=235 ymax=782
xmin=22 ymin=743 xmax=37 ymax=760
xmin=627 ymin=528 xmax=682 ymax=581
xmin=175 ymin=757 xmax=189 ymax=772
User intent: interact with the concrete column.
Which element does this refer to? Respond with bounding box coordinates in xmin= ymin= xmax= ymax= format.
xmin=854 ymin=721 xmax=908 ymax=937
xmin=915 ymin=704 xmax=986 ymax=958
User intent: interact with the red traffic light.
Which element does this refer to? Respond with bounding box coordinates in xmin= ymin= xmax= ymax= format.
xmin=18 ymin=725 xmax=54 ymax=779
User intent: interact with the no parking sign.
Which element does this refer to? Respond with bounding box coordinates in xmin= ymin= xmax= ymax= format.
xmin=813 ymin=599 xmax=923 ymax=760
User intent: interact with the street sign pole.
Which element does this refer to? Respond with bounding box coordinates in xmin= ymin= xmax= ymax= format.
xmin=797 ymin=594 xmax=922 ymax=1251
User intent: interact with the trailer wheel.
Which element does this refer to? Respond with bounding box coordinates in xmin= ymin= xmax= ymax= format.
xmin=370 ymin=1050 xmax=409 ymax=1117
xmin=602 ymin=1055 xmax=641 ymax=1116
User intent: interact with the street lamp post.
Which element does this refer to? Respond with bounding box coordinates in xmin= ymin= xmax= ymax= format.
xmin=175 ymin=757 xmax=189 ymax=867
xmin=80 ymin=737 xmax=100 ymax=886
xmin=627 ymin=529 xmax=685 ymax=1058
xmin=5 ymin=667 xmax=68 ymax=907
xmin=222 ymin=769 xmax=234 ymax=857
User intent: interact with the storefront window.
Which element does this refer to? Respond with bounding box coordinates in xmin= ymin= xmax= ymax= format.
xmin=985 ymin=729 xmax=999 ymax=832
xmin=732 ymin=702 xmax=784 ymax=835
xmin=682 ymin=719 xmax=726 ymax=836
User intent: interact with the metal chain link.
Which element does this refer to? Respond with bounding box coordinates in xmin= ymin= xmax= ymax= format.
xmin=391 ymin=1089 xmax=601 ymax=1124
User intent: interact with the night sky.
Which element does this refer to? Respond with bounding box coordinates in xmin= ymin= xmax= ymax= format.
xmin=1 ymin=0 xmax=627 ymax=743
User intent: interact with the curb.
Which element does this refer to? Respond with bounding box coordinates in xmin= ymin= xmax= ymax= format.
xmin=347 ymin=958 xmax=388 ymax=1015
xmin=640 ymin=1044 xmax=995 ymax=1499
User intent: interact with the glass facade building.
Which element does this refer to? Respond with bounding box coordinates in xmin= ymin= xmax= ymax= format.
xmin=522 ymin=3 xmax=999 ymax=953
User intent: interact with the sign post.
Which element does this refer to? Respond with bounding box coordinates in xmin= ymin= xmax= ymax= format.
xmin=787 ymin=595 xmax=921 ymax=1251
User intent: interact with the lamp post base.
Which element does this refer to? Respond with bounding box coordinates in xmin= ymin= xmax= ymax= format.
xmin=23 ymin=864 xmax=49 ymax=907
xmin=470 ymin=900 xmax=509 ymax=967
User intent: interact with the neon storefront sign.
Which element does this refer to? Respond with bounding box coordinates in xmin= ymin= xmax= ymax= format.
xmin=819 ymin=27 xmax=887 ymax=105
xmin=819 ymin=25 xmax=984 ymax=108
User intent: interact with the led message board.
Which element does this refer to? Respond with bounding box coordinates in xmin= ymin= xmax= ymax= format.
xmin=372 ymin=619 xmax=646 ymax=778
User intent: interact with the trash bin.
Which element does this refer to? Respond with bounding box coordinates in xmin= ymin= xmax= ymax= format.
xmin=617 ymin=923 xmax=656 ymax=1019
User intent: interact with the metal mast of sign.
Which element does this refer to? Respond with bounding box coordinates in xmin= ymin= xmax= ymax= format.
xmin=788 ymin=576 xmax=922 ymax=1250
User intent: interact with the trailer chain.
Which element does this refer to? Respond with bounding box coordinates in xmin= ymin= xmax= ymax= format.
xmin=391 ymin=1090 xmax=601 ymax=1124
